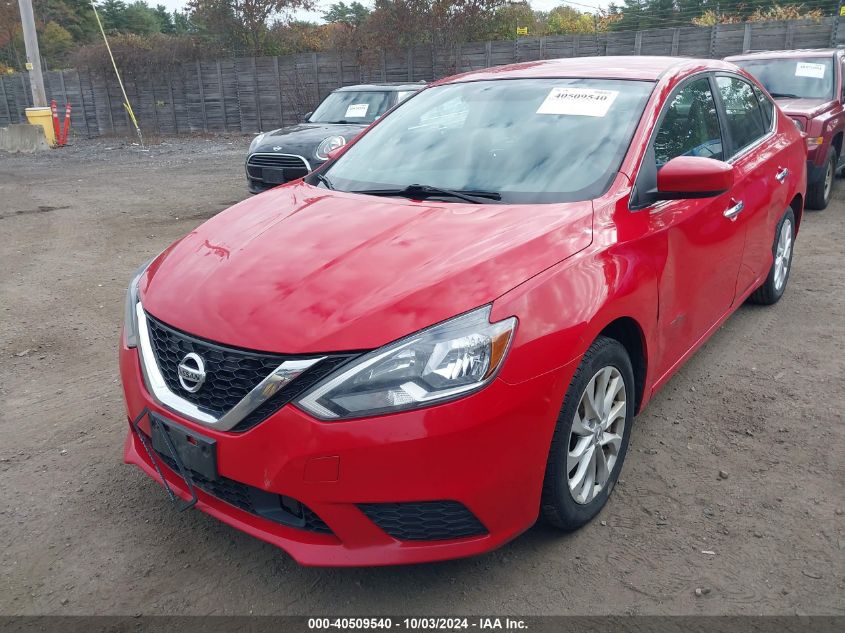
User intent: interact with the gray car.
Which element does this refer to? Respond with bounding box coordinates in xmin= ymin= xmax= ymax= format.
xmin=245 ymin=82 xmax=424 ymax=193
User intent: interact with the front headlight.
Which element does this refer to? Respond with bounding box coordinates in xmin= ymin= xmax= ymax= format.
xmin=315 ymin=135 xmax=346 ymax=160
xmin=248 ymin=132 xmax=266 ymax=153
xmin=123 ymin=260 xmax=152 ymax=348
xmin=295 ymin=306 xmax=516 ymax=420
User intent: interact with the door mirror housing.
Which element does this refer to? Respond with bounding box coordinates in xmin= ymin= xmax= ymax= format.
xmin=302 ymin=111 xmax=312 ymax=122
xmin=654 ymin=156 xmax=734 ymax=200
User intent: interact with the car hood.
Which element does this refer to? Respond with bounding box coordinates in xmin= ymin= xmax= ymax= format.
xmin=141 ymin=183 xmax=593 ymax=353
xmin=254 ymin=123 xmax=367 ymax=154
xmin=772 ymin=97 xmax=835 ymax=118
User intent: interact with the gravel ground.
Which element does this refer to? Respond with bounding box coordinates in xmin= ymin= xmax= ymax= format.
xmin=0 ymin=137 xmax=843 ymax=616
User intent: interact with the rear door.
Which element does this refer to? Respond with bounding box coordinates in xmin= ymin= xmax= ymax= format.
xmin=713 ymin=74 xmax=788 ymax=298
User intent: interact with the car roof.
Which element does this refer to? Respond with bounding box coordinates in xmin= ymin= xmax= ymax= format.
xmin=726 ymin=49 xmax=840 ymax=61
xmin=432 ymin=56 xmax=739 ymax=84
xmin=333 ymin=82 xmax=426 ymax=93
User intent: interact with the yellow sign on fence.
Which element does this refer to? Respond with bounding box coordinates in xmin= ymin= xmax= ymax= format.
xmin=516 ymin=26 xmax=528 ymax=36
xmin=840 ymin=6 xmax=845 ymax=16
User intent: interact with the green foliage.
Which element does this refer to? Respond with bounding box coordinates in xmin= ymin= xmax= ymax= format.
xmin=323 ymin=2 xmax=370 ymax=26
xmin=40 ymin=20 xmax=74 ymax=64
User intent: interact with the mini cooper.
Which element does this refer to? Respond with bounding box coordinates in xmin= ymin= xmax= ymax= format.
xmin=245 ymin=83 xmax=423 ymax=193
xmin=122 ymin=56 xmax=805 ymax=566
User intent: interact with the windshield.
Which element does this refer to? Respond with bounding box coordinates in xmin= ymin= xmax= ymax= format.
xmin=308 ymin=91 xmax=394 ymax=124
xmin=318 ymin=78 xmax=654 ymax=203
xmin=734 ymin=57 xmax=835 ymax=100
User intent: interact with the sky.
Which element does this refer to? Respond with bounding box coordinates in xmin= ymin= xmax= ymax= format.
xmin=153 ymin=0 xmax=610 ymax=25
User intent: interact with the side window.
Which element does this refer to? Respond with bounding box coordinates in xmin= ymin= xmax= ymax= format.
xmin=754 ymin=86 xmax=775 ymax=128
xmin=654 ymin=78 xmax=724 ymax=168
xmin=716 ymin=76 xmax=768 ymax=154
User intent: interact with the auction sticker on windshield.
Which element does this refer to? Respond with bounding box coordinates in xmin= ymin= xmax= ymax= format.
xmin=536 ymin=87 xmax=619 ymax=117
xmin=345 ymin=103 xmax=369 ymax=117
xmin=795 ymin=62 xmax=826 ymax=79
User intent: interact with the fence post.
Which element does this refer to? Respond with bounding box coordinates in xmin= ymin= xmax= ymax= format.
xmin=407 ymin=48 xmax=413 ymax=81
xmin=167 ymin=72 xmax=178 ymax=134
xmin=486 ymin=41 xmax=492 ymax=66
xmin=785 ymin=21 xmax=795 ymax=49
xmin=634 ymin=31 xmax=642 ymax=55
xmin=196 ymin=60 xmax=208 ymax=132
xmin=254 ymin=56 xmax=263 ymax=132
xmin=380 ymin=50 xmax=387 ymax=82
xmin=830 ymin=7 xmax=841 ymax=47
xmin=709 ymin=25 xmax=718 ymax=58
xmin=539 ymin=37 xmax=545 ymax=59
xmin=742 ymin=23 xmax=752 ymax=53
xmin=0 ymin=76 xmax=11 ymax=124
xmin=74 ymin=71 xmax=90 ymax=136
xmin=217 ymin=61 xmax=227 ymax=132
xmin=671 ymin=28 xmax=680 ymax=56
xmin=275 ymin=56 xmax=284 ymax=126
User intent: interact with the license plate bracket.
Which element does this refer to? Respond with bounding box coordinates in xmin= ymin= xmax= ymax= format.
xmin=262 ymin=167 xmax=288 ymax=184
xmin=151 ymin=414 xmax=218 ymax=481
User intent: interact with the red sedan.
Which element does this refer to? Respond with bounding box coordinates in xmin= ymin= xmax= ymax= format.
xmin=120 ymin=56 xmax=805 ymax=566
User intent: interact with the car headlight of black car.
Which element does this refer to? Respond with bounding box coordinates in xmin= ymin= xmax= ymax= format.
xmin=248 ymin=133 xmax=267 ymax=153
xmin=315 ymin=136 xmax=346 ymax=160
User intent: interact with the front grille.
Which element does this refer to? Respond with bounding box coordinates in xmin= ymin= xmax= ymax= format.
xmin=146 ymin=314 xmax=289 ymax=416
xmin=246 ymin=154 xmax=310 ymax=182
xmin=145 ymin=313 xmax=354 ymax=431
xmin=358 ymin=501 xmax=487 ymax=541
xmin=149 ymin=435 xmax=332 ymax=534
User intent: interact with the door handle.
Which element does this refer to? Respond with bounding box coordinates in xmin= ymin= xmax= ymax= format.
xmin=775 ymin=167 xmax=789 ymax=183
xmin=724 ymin=199 xmax=744 ymax=220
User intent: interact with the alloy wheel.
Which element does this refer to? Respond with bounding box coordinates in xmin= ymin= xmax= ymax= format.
xmin=567 ymin=366 xmax=627 ymax=505
xmin=824 ymin=161 xmax=834 ymax=202
xmin=774 ymin=217 xmax=793 ymax=291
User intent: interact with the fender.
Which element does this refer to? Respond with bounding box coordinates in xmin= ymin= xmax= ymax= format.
xmin=492 ymin=192 xmax=660 ymax=399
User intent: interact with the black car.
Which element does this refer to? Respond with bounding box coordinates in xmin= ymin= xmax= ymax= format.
xmin=245 ymin=82 xmax=424 ymax=193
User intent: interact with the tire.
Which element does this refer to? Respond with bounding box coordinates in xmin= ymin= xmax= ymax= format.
xmin=749 ymin=208 xmax=796 ymax=306
xmin=806 ymin=147 xmax=835 ymax=210
xmin=541 ymin=336 xmax=635 ymax=531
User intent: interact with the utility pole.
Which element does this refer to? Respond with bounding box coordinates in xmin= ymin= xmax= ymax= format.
xmin=17 ymin=0 xmax=47 ymax=107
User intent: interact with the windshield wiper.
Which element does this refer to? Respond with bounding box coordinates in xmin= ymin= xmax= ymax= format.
xmin=351 ymin=184 xmax=501 ymax=204
xmin=312 ymin=172 xmax=335 ymax=189
xmin=769 ymin=92 xmax=801 ymax=99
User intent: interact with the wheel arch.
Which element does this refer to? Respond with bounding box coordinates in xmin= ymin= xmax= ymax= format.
xmin=789 ymin=192 xmax=804 ymax=232
xmin=596 ymin=317 xmax=648 ymax=414
xmin=832 ymin=131 xmax=843 ymax=160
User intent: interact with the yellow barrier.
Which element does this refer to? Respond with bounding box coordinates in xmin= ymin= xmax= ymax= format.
xmin=25 ymin=107 xmax=55 ymax=146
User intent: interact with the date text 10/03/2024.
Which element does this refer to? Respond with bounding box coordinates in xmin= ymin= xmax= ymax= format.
xmin=307 ymin=618 xmax=529 ymax=630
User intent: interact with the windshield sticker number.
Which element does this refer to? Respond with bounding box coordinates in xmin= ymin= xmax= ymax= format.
xmin=345 ymin=103 xmax=369 ymax=117
xmin=795 ymin=62 xmax=826 ymax=79
xmin=536 ymin=88 xmax=619 ymax=117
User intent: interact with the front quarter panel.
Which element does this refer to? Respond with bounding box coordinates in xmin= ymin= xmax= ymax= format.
xmin=491 ymin=182 xmax=659 ymax=401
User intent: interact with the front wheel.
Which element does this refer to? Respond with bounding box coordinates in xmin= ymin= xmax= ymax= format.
xmin=807 ymin=147 xmax=835 ymax=210
xmin=540 ymin=336 xmax=634 ymax=530
xmin=749 ymin=208 xmax=795 ymax=305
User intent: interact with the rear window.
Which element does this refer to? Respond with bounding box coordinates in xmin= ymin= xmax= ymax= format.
xmin=733 ymin=57 xmax=834 ymax=100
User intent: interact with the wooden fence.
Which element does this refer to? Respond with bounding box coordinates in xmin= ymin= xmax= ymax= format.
xmin=0 ymin=17 xmax=841 ymax=137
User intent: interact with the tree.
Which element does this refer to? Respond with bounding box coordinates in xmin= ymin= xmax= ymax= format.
xmin=40 ymin=20 xmax=74 ymax=65
xmin=323 ymin=1 xmax=370 ymax=26
xmin=188 ymin=0 xmax=315 ymax=55
xmin=545 ymin=5 xmax=595 ymax=35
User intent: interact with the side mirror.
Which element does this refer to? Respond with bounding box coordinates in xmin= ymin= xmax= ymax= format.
xmin=302 ymin=111 xmax=312 ymax=122
xmin=654 ymin=156 xmax=734 ymax=200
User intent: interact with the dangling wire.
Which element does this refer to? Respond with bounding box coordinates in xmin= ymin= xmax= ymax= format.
xmin=89 ymin=0 xmax=144 ymax=147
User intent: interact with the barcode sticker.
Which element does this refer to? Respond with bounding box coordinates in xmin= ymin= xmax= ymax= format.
xmin=536 ymin=88 xmax=619 ymax=117
xmin=345 ymin=103 xmax=369 ymax=117
xmin=795 ymin=62 xmax=826 ymax=79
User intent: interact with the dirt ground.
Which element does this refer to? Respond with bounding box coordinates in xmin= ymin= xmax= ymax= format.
xmin=0 ymin=137 xmax=843 ymax=616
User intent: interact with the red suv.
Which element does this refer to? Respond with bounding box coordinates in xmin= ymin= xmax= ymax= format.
xmin=728 ymin=49 xmax=845 ymax=209
xmin=121 ymin=57 xmax=805 ymax=566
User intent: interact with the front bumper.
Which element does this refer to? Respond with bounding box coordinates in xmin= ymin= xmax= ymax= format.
xmin=120 ymin=342 xmax=572 ymax=566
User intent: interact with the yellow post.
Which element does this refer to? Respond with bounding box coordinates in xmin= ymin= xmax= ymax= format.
xmin=25 ymin=106 xmax=55 ymax=146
